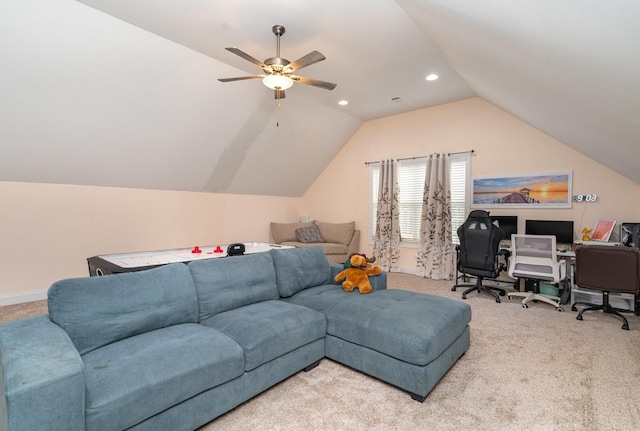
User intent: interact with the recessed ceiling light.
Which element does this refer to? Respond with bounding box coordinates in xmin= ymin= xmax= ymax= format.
xmin=426 ymin=74 xmax=439 ymax=81
xmin=338 ymin=100 xmax=349 ymax=106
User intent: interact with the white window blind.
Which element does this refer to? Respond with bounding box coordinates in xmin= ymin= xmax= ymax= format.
xmin=397 ymin=162 xmax=426 ymax=242
xmin=449 ymin=153 xmax=471 ymax=244
xmin=369 ymin=152 xmax=470 ymax=245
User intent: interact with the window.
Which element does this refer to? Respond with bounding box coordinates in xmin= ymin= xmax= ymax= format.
xmin=449 ymin=154 xmax=471 ymax=244
xmin=369 ymin=153 xmax=470 ymax=245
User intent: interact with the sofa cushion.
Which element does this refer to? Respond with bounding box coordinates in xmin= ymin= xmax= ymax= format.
xmin=314 ymin=220 xmax=355 ymax=246
xmin=201 ymin=300 xmax=326 ymax=371
xmin=48 ymin=263 xmax=198 ymax=355
xmin=295 ymin=224 xmax=325 ymax=243
xmin=188 ymin=252 xmax=279 ymax=321
xmin=270 ymin=247 xmax=332 ymax=297
xmin=271 ymin=221 xmax=313 ymax=243
xmin=281 ymin=241 xmax=349 ymax=255
xmin=281 ymin=284 xmax=351 ymax=314
xmin=82 ymin=323 xmax=244 ymax=431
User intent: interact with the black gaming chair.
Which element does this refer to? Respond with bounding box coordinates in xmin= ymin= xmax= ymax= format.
xmin=452 ymin=210 xmax=509 ymax=303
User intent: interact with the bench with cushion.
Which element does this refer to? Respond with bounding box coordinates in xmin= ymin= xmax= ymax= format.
xmin=270 ymin=220 xmax=360 ymax=263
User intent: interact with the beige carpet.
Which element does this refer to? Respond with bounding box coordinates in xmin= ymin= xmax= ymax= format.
xmin=2 ymin=274 xmax=639 ymax=430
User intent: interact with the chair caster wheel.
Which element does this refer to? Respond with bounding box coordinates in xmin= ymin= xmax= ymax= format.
xmin=576 ymin=315 xmax=583 ymax=321
xmin=461 ymin=294 xmax=467 ymax=299
xmin=557 ymin=307 xmax=564 ymax=312
xmin=495 ymin=297 xmax=501 ymax=303
xmin=522 ymin=304 xmax=528 ymax=308
xmin=507 ymin=295 xmax=512 ymax=300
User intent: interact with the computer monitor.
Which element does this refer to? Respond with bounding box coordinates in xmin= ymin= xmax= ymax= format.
xmin=620 ymin=222 xmax=640 ymax=248
xmin=525 ymin=219 xmax=574 ymax=245
xmin=490 ymin=215 xmax=518 ymax=241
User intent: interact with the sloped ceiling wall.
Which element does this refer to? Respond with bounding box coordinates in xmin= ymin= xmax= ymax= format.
xmin=0 ymin=0 xmax=361 ymax=197
xmin=398 ymin=0 xmax=640 ymax=186
xmin=1 ymin=0 xmax=639 ymax=197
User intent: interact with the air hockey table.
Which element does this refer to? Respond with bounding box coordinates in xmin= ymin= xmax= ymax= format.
xmin=86 ymin=242 xmax=293 ymax=276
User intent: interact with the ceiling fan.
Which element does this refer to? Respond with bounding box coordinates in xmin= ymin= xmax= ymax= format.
xmin=218 ymin=25 xmax=337 ymax=99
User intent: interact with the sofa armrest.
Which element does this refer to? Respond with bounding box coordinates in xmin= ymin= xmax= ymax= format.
xmin=346 ymin=230 xmax=361 ymax=256
xmin=1 ymin=315 xmax=85 ymax=431
xmin=329 ymin=263 xmax=387 ymax=291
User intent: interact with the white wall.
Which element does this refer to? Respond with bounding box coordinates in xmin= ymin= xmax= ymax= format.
xmin=0 ymin=182 xmax=301 ymax=304
xmin=302 ymin=97 xmax=640 ymax=272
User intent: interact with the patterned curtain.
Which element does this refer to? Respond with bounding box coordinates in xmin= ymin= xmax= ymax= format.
xmin=373 ymin=159 xmax=401 ymax=272
xmin=416 ymin=154 xmax=454 ymax=279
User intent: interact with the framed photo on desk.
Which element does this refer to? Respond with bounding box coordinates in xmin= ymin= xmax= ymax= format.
xmin=591 ymin=220 xmax=616 ymax=241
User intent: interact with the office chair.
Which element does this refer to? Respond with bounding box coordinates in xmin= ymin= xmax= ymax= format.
xmin=507 ymin=234 xmax=565 ymax=311
xmin=452 ymin=210 xmax=510 ymax=303
xmin=572 ymin=245 xmax=640 ymax=330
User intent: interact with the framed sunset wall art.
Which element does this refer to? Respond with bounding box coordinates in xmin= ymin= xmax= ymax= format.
xmin=471 ymin=171 xmax=572 ymax=208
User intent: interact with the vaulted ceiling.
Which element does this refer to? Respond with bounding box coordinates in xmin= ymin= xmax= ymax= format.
xmin=1 ymin=1 xmax=638 ymax=196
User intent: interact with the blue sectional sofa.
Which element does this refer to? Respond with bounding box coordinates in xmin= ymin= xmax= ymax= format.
xmin=0 ymin=247 xmax=471 ymax=431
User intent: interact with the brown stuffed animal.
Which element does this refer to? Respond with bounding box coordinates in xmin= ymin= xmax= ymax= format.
xmin=334 ymin=253 xmax=382 ymax=294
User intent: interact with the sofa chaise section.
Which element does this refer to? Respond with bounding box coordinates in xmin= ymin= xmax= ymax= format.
xmin=273 ymin=246 xmax=471 ymax=402
xmin=322 ymin=289 xmax=471 ymax=401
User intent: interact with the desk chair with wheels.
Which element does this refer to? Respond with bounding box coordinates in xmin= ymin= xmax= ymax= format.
xmin=452 ymin=210 xmax=510 ymax=303
xmin=572 ymin=245 xmax=640 ymax=330
xmin=507 ymin=234 xmax=565 ymax=312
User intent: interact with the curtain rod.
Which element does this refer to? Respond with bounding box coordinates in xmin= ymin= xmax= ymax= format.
xmin=364 ymin=149 xmax=474 ymax=166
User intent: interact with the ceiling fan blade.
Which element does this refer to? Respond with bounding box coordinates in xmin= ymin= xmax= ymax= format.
xmin=225 ymin=47 xmax=266 ymax=68
xmin=274 ymin=89 xmax=286 ymax=100
xmin=285 ymin=51 xmax=326 ymax=72
xmin=218 ymin=75 xmax=265 ymax=82
xmin=290 ymin=75 xmax=337 ymax=91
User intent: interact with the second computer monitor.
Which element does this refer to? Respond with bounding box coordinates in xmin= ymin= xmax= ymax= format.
xmin=621 ymin=222 xmax=640 ymax=247
xmin=525 ymin=219 xmax=574 ymax=245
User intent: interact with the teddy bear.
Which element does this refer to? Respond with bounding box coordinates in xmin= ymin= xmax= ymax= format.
xmin=334 ymin=253 xmax=382 ymax=294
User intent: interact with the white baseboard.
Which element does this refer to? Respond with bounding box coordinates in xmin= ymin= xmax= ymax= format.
xmin=397 ymin=266 xmax=417 ymax=275
xmin=0 ymin=290 xmax=48 ymax=307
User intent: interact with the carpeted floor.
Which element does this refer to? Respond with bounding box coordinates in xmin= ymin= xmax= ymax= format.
xmin=2 ymin=273 xmax=639 ymax=430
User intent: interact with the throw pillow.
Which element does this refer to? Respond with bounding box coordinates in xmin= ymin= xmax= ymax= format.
xmin=296 ymin=225 xmax=325 ymax=243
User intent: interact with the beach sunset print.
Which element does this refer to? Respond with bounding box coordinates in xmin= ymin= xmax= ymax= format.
xmin=473 ymin=173 xmax=571 ymax=206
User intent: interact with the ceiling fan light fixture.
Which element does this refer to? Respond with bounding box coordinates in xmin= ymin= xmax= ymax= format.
xmin=263 ymin=74 xmax=294 ymax=90
xmin=219 ymin=25 xmax=336 ymax=99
